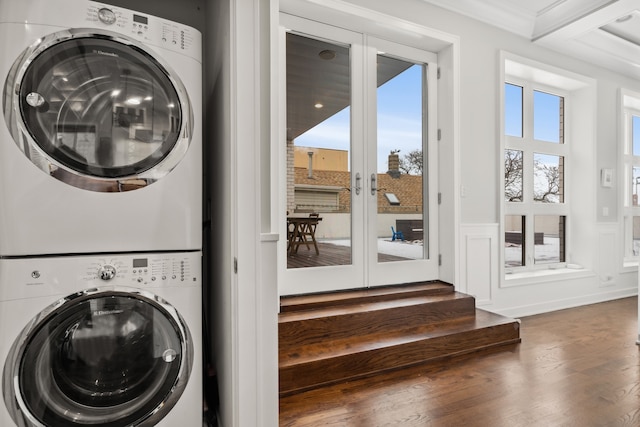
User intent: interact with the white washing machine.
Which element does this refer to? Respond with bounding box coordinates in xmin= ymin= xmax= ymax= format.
xmin=0 ymin=251 xmax=202 ymax=426
xmin=0 ymin=0 xmax=202 ymax=257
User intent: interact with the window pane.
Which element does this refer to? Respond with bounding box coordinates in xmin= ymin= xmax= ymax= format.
xmin=633 ymin=115 xmax=640 ymax=156
xmin=534 ymin=90 xmax=563 ymax=143
xmin=505 ymin=215 xmax=525 ymax=267
xmin=376 ymin=56 xmax=425 ymax=263
xmin=633 ymin=167 xmax=640 ymax=207
xmin=634 ymin=216 xmax=640 ymax=256
xmin=534 ymin=215 xmax=565 ymax=264
xmin=504 ymin=149 xmax=523 ymax=202
xmin=534 ymin=153 xmax=564 ymax=203
xmin=286 ymin=33 xmax=352 ymax=268
xmin=505 ymin=84 xmax=523 ymax=137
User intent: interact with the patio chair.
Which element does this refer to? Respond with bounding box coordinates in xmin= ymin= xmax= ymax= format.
xmin=391 ymin=226 xmax=405 ymax=241
xmin=291 ymin=213 xmax=321 ymax=255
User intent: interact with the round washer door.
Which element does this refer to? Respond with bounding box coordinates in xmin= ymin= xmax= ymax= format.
xmin=3 ymin=28 xmax=193 ymax=192
xmin=2 ymin=288 xmax=193 ymax=427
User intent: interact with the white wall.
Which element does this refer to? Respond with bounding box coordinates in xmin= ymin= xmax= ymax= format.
xmin=203 ymin=1 xmax=232 ymax=425
xmin=205 ymin=0 xmax=277 ymax=426
xmin=328 ymin=0 xmax=640 ymax=316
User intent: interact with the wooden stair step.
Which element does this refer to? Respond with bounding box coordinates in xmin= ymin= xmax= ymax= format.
xmin=279 ymin=292 xmax=476 ymax=349
xmin=278 ymin=282 xmax=521 ymax=396
xmin=280 ymin=310 xmax=518 ymax=365
xmin=279 ymin=310 xmax=520 ymax=395
xmin=280 ymin=281 xmax=453 ymax=313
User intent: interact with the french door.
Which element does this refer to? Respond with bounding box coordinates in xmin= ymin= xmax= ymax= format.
xmin=280 ymin=14 xmax=439 ymax=295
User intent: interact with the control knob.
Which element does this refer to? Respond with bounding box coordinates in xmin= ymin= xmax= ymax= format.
xmin=98 ymin=265 xmax=117 ymax=281
xmin=98 ymin=8 xmax=117 ymax=25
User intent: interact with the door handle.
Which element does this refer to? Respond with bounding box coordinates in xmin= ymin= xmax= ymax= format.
xmin=354 ymin=172 xmax=361 ymax=195
xmin=371 ymin=173 xmax=377 ymax=195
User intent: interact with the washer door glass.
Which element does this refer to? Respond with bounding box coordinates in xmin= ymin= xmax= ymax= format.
xmin=5 ymin=291 xmax=192 ymax=426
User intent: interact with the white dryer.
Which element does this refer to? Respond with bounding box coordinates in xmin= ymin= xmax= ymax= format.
xmin=0 ymin=252 xmax=202 ymax=426
xmin=0 ymin=0 xmax=202 ymax=256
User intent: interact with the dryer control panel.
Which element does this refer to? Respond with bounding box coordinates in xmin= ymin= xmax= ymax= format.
xmin=84 ymin=2 xmax=201 ymax=58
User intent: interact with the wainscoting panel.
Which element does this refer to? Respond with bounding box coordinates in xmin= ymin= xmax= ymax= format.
xmin=597 ymin=224 xmax=618 ymax=287
xmin=459 ymin=224 xmax=499 ymax=306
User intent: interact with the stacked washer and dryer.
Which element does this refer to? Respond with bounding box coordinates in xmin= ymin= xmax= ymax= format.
xmin=0 ymin=0 xmax=203 ymax=426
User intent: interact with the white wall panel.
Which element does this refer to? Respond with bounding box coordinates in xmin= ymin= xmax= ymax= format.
xmin=459 ymin=224 xmax=498 ymax=305
xmin=597 ymin=224 xmax=618 ymax=287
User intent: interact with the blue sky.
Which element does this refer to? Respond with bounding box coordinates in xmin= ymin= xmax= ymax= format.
xmin=505 ymin=83 xmax=561 ymax=143
xmin=295 ymin=64 xmax=423 ymax=173
xmin=633 ymin=115 xmax=640 ymax=155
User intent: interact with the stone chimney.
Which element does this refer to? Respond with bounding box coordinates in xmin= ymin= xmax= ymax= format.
xmin=387 ymin=151 xmax=400 ymax=178
xmin=307 ymin=151 xmax=314 ymax=179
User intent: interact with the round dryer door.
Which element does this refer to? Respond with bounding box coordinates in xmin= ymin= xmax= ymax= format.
xmin=2 ymin=288 xmax=193 ymax=427
xmin=3 ymin=28 xmax=193 ymax=192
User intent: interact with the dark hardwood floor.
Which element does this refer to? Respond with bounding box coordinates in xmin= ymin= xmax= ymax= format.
xmin=279 ymin=297 xmax=640 ymax=426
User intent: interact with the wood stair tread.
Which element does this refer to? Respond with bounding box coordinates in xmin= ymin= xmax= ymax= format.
xmin=280 ymin=281 xmax=453 ymax=313
xmin=279 ymin=309 xmax=519 ymax=367
xmin=279 ymin=291 xmax=471 ymax=323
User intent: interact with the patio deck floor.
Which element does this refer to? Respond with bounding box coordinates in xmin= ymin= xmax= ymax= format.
xmin=287 ymin=241 xmax=408 ymax=269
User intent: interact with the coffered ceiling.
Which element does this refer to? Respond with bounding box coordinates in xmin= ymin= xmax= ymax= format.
xmin=421 ymin=0 xmax=640 ymax=79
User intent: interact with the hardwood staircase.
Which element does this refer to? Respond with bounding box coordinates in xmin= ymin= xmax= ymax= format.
xmin=279 ymin=281 xmax=521 ymax=396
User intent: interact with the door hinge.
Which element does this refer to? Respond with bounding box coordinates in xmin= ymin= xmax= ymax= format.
xmin=438 ymin=192 xmax=442 ymax=205
xmin=437 ymin=129 xmax=442 ymax=141
xmin=234 ymin=257 xmax=238 ymax=274
xmin=438 ymin=254 xmax=442 ymax=266
xmin=437 ymin=67 xmax=441 ymax=79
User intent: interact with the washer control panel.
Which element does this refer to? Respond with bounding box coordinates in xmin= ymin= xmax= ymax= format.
xmin=84 ymin=2 xmax=200 ymax=57
xmin=0 ymin=252 xmax=200 ymax=302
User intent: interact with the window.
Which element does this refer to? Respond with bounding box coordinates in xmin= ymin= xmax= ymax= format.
xmin=503 ymin=79 xmax=568 ymax=272
xmin=622 ymin=105 xmax=640 ymax=262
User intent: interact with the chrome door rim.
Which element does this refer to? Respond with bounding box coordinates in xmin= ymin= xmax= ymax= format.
xmin=2 ymin=287 xmax=193 ymax=426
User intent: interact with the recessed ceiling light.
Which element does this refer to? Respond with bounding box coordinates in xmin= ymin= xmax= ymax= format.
xmin=318 ymin=49 xmax=336 ymax=60
xmin=314 ymin=103 xmax=323 ymax=109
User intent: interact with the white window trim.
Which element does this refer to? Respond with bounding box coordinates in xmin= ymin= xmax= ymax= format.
xmin=503 ymin=77 xmax=570 ymax=273
xmin=621 ymin=100 xmax=640 ymax=265
xmin=500 ymin=51 xmax=596 ymax=287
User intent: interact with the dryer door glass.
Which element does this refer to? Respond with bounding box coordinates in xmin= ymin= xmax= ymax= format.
xmin=10 ymin=292 xmax=191 ymax=426
xmin=18 ymin=37 xmax=184 ymax=179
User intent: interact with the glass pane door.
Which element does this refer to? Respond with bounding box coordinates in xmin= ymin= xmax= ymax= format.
xmin=367 ymin=37 xmax=439 ymax=287
xmin=375 ymin=55 xmax=426 ymax=263
xmin=281 ymin=16 xmax=366 ymax=295
xmin=279 ymin=18 xmax=439 ymax=295
xmin=285 ymin=31 xmax=352 ymax=268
